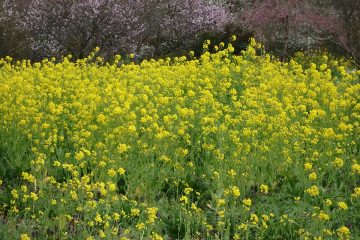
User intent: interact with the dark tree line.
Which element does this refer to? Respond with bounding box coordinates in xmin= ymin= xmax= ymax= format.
xmin=0 ymin=0 xmax=359 ymax=62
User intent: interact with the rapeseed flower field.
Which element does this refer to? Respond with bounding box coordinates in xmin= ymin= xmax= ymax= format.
xmin=0 ymin=39 xmax=359 ymax=239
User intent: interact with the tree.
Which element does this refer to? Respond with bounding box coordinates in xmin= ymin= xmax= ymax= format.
xmin=0 ymin=0 xmax=230 ymax=60
xmin=0 ymin=0 xmax=32 ymax=58
xmin=240 ymin=0 xmax=346 ymax=60
xmin=138 ymin=0 xmax=230 ymax=58
xmin=321 ymin=0 xmax=360 ymax=63
xmin=23 ymin=0 xmax=146 ymax=60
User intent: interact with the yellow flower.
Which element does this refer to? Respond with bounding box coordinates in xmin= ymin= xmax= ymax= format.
xmin=21 ymin=185 xmax=28 ymax=192
xmin=351 ymin=187 xmax=360 ymax=198
xmin=337 ymin=201 xmax=348 ymax=210
xmin=75 ymin=151 xmax=84 ymax=161
xmin=70 ymin=190 xmax=78 ymax=200
xmin=351 ymin=163 xmax=360 ymax=174
xmin=179 ymin=195 xmax=189 ymax=204
xmin=184 ymin=187 xmax=193 ymax=195
xmin=98 ymin=230 xmax=106 ymax=239
xmin=107 ymin=168 xmax=117 ymax=177
xmin=135 ymin=222 xmax=145 ymax=230
xmin=304 ymin=162 xmax=313 ymax=170
xmin=320 ymin=63 xmax=327 ymax=71
xmin=130 ymin=208 xmax=140 ymax=217
xmin=96 ymin=113 xmax=106 ymax=124
xmin=30 ymin=192 xmax=38 ymax=201
xmin=20 ymin=234 xmax=31 ymax=240
xmin=250 ymin=214 xmax=259 ymax=224
xmin=242 ymin=198 xmax=252 ymax=207
xmin=306 ymin=185 xmax=319 ymax=197
xmin=238 ymin=223 xmax=247 ymax=231
xmin=22 ymin=172 xmax=35 ymax=183
xmin=262 ymin=215 xmax=270 ymax=222
xmin=337 ymin=226 xmax=350 ymax=237
xmin=333 ymin=157 xmax=344 ymax=168
xmin=113 ymin=212 xmax=120 ymax=221
xmin=231 ymin=186 xmax=241 ymax=197
xmin=151 ymin=232 xmax=164 ymax=240
xmin=324 ymin=199 xmax=332 ymax=206
xmin=309 ymin=172 xmax=317 ymax=181
xmin=323 ymin=128 xmax=336 ymax=139
xmin=217 ymin=198 xmax=225 ymax=207
xmin=227 ymin=169 xmax=237 ymax=177
xmin=323 ymin=229 xmax=333 ymax=236
xmin=260 ymin=184 xmax=269 ymax=194
xmin=53 ymin=161 xmax=61 ymax=167
xmin=228 ymin=44 xmax=234 ymax=53
xmin=146 ymin=207 xmax=158 ymax=224
xmin=94 ymin=213 xmax=103 ymax=223
xmin=318 ymin=211 xmax=330 ymax=221
xmin=1 ymin=33 xmax=358 ymax=240
xmin=118 ymin=167 xmax=126 ymax=175
xmin=108 ymin=182 xmax=116 ymax=192
xmin=233 ymin=233 xmax=240 ymax=240
xmin=117 ymin=144 xmax=129 ymax=153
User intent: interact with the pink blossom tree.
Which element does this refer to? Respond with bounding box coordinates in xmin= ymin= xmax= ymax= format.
xmin=240 ymin=0 xmax=347 ymax=59
xmin=323 ymin=0 xmax=360 ymax=63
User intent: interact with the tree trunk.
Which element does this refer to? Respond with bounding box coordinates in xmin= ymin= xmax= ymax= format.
xmin=281 ymin=16 xmax=290 ymax=61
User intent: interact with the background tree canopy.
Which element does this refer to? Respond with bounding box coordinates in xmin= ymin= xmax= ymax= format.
xmin=0 ymin=0 xmax=359 ymax=62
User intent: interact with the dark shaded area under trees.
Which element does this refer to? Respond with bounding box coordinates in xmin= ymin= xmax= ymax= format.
xmin=0 ymin=0 xmax=359 ymax=63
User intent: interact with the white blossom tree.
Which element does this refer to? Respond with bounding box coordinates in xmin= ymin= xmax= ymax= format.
xmin=1 ymin=0 xmax=230 ymax=60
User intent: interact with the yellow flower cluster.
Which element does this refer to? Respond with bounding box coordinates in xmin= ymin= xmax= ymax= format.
xmin=0 ymin=39 xmax=359 ymax=239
